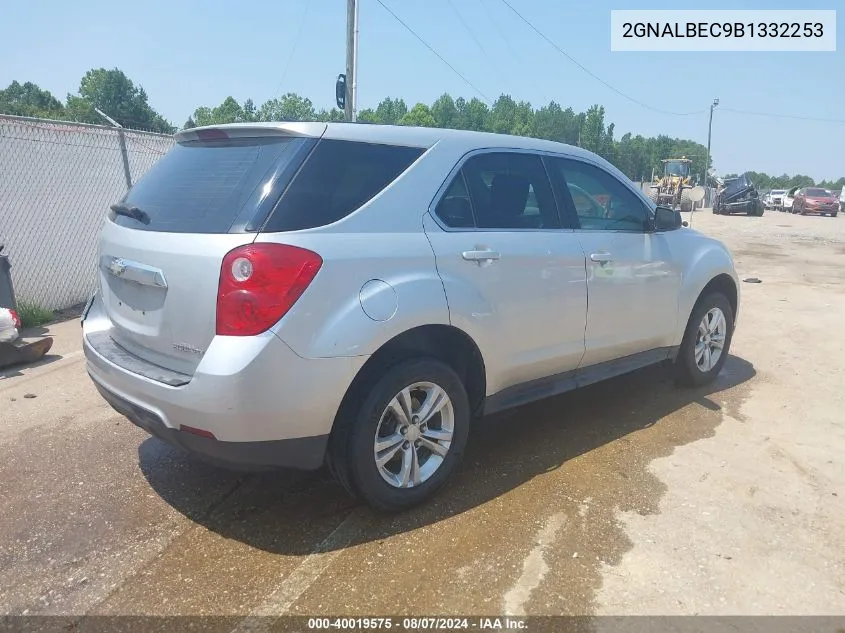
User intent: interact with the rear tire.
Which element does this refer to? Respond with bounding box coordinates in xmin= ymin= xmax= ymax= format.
xmin=328 ymin=358 xmax=470 ymax=512
xmin=673 ymin=293 xmax=734 ymax=387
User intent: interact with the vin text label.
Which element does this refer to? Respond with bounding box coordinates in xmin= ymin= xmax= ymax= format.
xmin=611 ymin=10 xmax=836 ymax=51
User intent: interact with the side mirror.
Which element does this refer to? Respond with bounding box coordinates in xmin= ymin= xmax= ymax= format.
xmin=653 ymin=206 xmax=682 ymax=231
xmin=335 ymin=74 xmax=346 ymax=110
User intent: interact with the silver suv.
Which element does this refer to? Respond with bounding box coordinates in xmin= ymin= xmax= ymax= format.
xmin=83 ymin=123 xmax=739 ymax=511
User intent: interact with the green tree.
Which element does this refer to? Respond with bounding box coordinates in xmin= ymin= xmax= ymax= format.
xmin=399 ymin=103 xmax=436 ymax=127
xmin=190 ymin=96 xmax=249 ymax=127
xmin=511 ymin=100 xmax=535 ymax=137
xmin=243 ymin=98 xmax=257 ymax=122
xmin=315 ymin=108 xmax=345 ymax=122
xmin=431 ymin=94 xmax=458 ymax=129
xmin=454 ymin=97 xmax=490 ymax=131
xmin=533 ymin=102 xmax=578 ymax=144
xmin=0 ymin=81 xmax=64 ymax=118
xmin=65 ymin=68 xmax=174 ymax=133
xmin=580 ymin=105 xmax=607 ymax=155
xmin=375 ymin=97 xmax=408 ymax=125
xmin=357 ymin=108 xmax=380 ymax=123
xmin=489 ymin=94 xmax=517 ymax=134
xmin=257 ymin=93 xmax=315 ymax=121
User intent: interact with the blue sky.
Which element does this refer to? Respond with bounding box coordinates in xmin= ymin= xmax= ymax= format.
xmin=1 ymin=0 xmax=842 ymax=180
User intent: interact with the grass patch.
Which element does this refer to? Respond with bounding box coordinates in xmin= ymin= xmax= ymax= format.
xmin=17 ymin=301 xmax=54 ymax=330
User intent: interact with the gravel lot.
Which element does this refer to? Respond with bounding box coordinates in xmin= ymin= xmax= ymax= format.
xmin=1 ymin=209 xmax=843 ymax=623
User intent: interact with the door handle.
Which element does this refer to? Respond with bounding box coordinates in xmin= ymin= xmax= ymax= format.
xmin=462 ymin=249 xmax=501 ymax=262
xmin=590 ymin=251 xmax=613 ymax=264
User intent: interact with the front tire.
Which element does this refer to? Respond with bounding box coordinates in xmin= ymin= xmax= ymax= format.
xmin=329 ymin=358 xmax=470 ymax=512
xmin=673 ymin=293 xmax=734 ymax=387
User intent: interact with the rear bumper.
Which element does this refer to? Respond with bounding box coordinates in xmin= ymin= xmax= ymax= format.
xmin=83 ymin=296 xmax=367 ymax=470
xmin=92 ymin=381 xmax=329 ymax=470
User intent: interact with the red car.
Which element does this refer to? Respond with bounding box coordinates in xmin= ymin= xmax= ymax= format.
xmin=792 ymin=187 xmax=839 ymax=217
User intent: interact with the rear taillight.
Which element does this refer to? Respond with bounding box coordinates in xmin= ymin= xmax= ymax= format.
xmin=9 ymin=310 xmax=21 ymax=330
xmin=216 ymin=244 xmax=322 ymax=337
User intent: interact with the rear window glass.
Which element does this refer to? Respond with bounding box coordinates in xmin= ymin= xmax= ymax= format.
xmin=263 ymin=139 xmax=425 ymax=232
xmin=114 ymin=137 xmax=306 ymax=233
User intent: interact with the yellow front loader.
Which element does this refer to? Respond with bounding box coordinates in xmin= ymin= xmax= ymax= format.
xmin=648 ymin=158 xmax=694 ymax=211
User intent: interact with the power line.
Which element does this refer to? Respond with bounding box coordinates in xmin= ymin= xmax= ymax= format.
xmin=476 ymin=0 xmax=554 ymax=107
xmin=273 ymin=0 xmax=311 ymax=100
xmin=498 ymin=0 xmax=707 ymax=117
xmin=445 ymin=0 xmax=505 ymax=86
xmin=478 ymin=0 xmax=524 ymax=67
xmin=720 ymin=107 xmax=845 ymax=124
xmin=374 ymin=0 xmax=492 ymax=103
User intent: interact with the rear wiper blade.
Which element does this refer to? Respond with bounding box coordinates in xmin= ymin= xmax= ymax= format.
xmin=110 ymin=203 xmax=150 ymax=225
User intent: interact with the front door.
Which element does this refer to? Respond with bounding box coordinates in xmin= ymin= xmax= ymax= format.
xmin=546 ymin=157 xmax=683 ymax=368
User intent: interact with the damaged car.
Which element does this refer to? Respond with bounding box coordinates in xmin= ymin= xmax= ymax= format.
xmin=713 ymin=173 xmax=764 ymax=216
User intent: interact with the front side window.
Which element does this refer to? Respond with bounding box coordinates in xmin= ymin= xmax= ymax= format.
xmin=549 ymin=158 xmax=651 ymax=232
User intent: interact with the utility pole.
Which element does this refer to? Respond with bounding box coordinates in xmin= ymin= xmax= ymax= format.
xmin=345 ymin=0 xmax=359 ymax=122
xmin=704 ymin=98 xmax=719 ymax=187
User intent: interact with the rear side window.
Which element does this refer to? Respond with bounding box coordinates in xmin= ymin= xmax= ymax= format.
xmin=115 ymin=137 xmax=308 ymax=233
xmin=264 ymin=139 xmax=425 ymax=232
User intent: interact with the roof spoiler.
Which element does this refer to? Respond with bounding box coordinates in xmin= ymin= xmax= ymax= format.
xmin=175 ymin=122 xmax=327 ymax=143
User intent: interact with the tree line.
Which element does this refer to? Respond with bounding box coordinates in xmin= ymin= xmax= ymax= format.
xmin=184 ymin=92 xmax=711 ymax=183
xmin=723 ymin=171 xmax=844 ymax=191
xmin=0 ymin=69 xmax=174 ymax=134
xmin=2 ymin=67 xmax=842 ymax=187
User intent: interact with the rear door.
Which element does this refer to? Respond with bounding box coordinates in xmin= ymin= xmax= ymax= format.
xmin=96 ymin=127 xmax=320 ymax=375
xmin=423 ymin=150 xmax=588 ymax=396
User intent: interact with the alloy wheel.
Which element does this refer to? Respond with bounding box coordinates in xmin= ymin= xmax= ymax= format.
xmin=373 ymin=382 xmax=454 ymax=488
xmin=695 ymin=307 xmax=727 ymax=372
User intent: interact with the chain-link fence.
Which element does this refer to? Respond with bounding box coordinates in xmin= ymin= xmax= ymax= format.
xmin=0 ymin=114 xmax=175 ymax=312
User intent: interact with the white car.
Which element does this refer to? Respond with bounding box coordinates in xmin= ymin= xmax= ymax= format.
xmin=783 ymin=186 xmax=800 ymax=212
xmin=839 ymin=189 xmax=845 ymax=213
xmin=765 ymin=189 xmax=787 ymax=210
xmin=82 ymin=122 xmax=740 ymax=510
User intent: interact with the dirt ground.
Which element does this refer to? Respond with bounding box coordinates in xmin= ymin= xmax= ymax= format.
xmin=1 ymin=209 xmax=843 ymax=623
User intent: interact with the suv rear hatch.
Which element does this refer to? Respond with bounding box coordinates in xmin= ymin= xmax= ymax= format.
xmin=95 ymin=124 xmax=324 ymax=375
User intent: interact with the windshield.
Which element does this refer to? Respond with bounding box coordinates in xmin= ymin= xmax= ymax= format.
xmin=664 ymin=161 xmax=690 ymax=177
xmin=805 ymin=188 xmax=830 ymax=197
xmin=771 ymin=190 xmax=786 ymax=195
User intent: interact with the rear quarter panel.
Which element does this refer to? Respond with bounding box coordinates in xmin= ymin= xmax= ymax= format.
xmin=260 ymin=232 xmax=450 ymax=358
